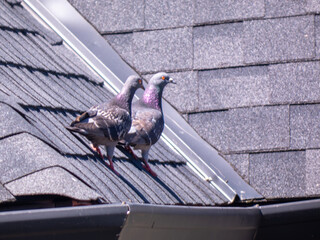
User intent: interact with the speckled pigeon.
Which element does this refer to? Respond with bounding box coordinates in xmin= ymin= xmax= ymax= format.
xmin=123 ymin=72 xmax=174 ymax=177
xmin=67 ymin=75 xmax=144 ymax=173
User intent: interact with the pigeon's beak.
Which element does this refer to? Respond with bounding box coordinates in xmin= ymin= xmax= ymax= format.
xmin=168 ymin=77 xmax=176 ymax=84
xmin=139 ymin=79 xmax=145 ymax=90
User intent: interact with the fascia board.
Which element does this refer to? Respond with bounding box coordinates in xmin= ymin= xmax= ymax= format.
xmin=0 ymin=204 xmax=128 ymax=240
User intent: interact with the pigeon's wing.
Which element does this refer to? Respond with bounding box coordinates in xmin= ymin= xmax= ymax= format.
xmin=125 ymin=107 xmax=164 ymax=146
xmin=67 ymin=103 xmax=131 ymax=141
xmin=94 ymin=105 xmax=131 ymax=141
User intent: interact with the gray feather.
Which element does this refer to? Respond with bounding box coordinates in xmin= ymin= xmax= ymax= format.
xmin=67 ymin=75 xmax=144 ymax=162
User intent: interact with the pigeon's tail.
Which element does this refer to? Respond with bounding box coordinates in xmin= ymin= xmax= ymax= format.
xmin=65 ymin=125 xmax=87 ymax=135
xmin=118 ymin=139 xmax=136 ymax=148
xmin=117 ymin=140 xmax=126 ymax=146
xmin=69 ymin=112 xmax=90 ymax=127
xmin=65 ymin=125 xmax=76 ymax=132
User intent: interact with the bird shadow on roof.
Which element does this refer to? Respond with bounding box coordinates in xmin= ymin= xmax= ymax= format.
xmin=117 ymin=146 xmax=185 ymax=204
xmin=65 ymin=151 xmax=184 ymax=204
xmin=20 ymin=104 xmax=83 ymax=118
xmin=5 ymin=0 xmax=22 ymax=7
xmin=0 ymin=25 xmax=40 ymax=37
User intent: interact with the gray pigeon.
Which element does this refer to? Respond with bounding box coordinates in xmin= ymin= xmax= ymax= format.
xmin=124 ymin=72 xmax=174 ymax=177
xmin=67 ymin=75 xmax=144 ymax=173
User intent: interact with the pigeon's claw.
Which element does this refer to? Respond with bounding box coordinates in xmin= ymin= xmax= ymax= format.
xmin=106 ymin=156 xmax=119 ymax=176
xmin=142 ymin=160 xmax=157 ymax=177
xmin=91 ymin=144 xmax=104 ymax=160
xmin=125 ymin=145 xmax=138 ymax=160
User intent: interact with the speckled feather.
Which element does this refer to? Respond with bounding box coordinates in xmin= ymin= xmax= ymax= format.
xmin=124 ymin=72 xmax=174 ymax=176
xmin=125 ymin=100 xmax=164 ymax=147
xmin=66 ymin=75 xmax=144 ymax=171
xmin=70 ymin=102 xmax=131 ymax=143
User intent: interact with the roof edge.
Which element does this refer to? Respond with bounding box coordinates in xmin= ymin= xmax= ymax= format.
xmin=1 ymin=200 xmax=320 ymax=239
xmin=259 ymin=198 xmax=320 ymax=225
xmin=0 ymin=204 xmax=128 ymax=239
xmin=120 ymin=203 xmax=261 ymax=240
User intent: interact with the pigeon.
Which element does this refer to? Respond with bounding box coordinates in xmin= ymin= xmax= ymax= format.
xmin=66 ymin=75 xmax=144 ymax=173
xmin=123 ymin=72 xmax=174 ymax=177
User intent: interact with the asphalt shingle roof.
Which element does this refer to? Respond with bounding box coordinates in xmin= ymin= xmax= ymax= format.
xmin=69 ymin=0 xmax=145 ymax=33
xmin=0 ymin=0 xmax=227 ymax=207
xmin=249 ymin=151 xmax=306 ymax=198
xmin=133 ymin=27 xmax=193 ymax=72
xmin=69 ymin=0 xmax=320 ymax=200
xmin=194 ymin=0 xmax=265 ymax=24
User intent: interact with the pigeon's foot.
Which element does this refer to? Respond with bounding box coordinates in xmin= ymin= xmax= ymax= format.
xmin=142 ymin=160 xmax=157 ymax=177
xmin=125 ymin=146 xmax=138 ymax=160
xmin=90 ymin=144 xmax=104 ymax=159
xmin=106 ymin=157 xmax=119 ymax=176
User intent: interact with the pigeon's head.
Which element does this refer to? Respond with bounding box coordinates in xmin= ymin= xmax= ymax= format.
xmin=149 ymin=72 xmax=175 ymax=89
xmin=125 ymin=75 xmax=145 ymax=91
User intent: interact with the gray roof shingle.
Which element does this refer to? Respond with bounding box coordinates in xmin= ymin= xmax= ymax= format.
xmin=314 ymin=15 xmax=320 ymax=58
xmin=193 ymin=23 xmax=244 ymax=69
xmin=269 ymin=62 xmax=320 ymax=105
xmin=68 ymin=0 xmax=144 ymax=33
xmin=194 ymin=0 xmax=265 ymax=25
xmin=132 ymin=27 xmax=193 ymax=73
xmin=145 ymin=0 xmax=194 ymax=29
xmin=0 ymin=102 xmax=33 ymax=138
xmin=243 ymin=16 xmax=315 ymax=64
xmin=290 ymin=104 xmax=320 ymax=149
xmin=5 ymin=167 xmax=102 ymax=201
xmin=224 ymin=154 xmax=249 ymax=183
xmin=194 ymin=16 xmax=315 ymax=70
xmin=0 ymin=2 xmax=61 ymax=45
xmin=196 ymin=62 xmax=320 ymax=112
xmin=104 ymin=33 xmax=134 ymax=67
xmin=249 ymin=151 xmax=306 ymax=198
xmin=189 ymin=106 xmax=289 ymax=154
xmin=0 ymin=184 xmax=15 ymax=203
xmin=198 ymin=66 xmax=270 ymax=111
xmin=107 ymin=28 xmax=193 ymax=73
xmin=265 ymin=0 xmax=320 ymax=18
xmin=306 ymin=150 xmax=320 ymax=196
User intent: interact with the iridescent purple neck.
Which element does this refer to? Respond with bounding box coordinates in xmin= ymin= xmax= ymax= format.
xmin=142 ymin=86 xmax=162 ymax=110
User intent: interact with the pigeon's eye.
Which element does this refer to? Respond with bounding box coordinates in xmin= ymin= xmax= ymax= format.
xmin=138 ymin=79 xmax=142 ymax=85
xmin=161 ymin=76 xmax=165 ymax=80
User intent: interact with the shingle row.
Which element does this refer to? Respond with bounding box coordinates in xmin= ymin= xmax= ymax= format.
xmin=225 ymin=149 xmax=320 ymax=199
xmin=106 ymin=15 xmax=315 ymax=74
xmin=0 ymin=1 xmax=61 ymax=45
xmin=70 ymin=0 xmax=320 ymax=32
xmin=127 ymin=61 xmax=320 ymax=114
xmin=189 ymin=103 xmax=320 ymax=153
xmin=197 ymin=62 xmax=320 ymax=111
xmin=189 ymin=105 xmax=290 ymax=154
